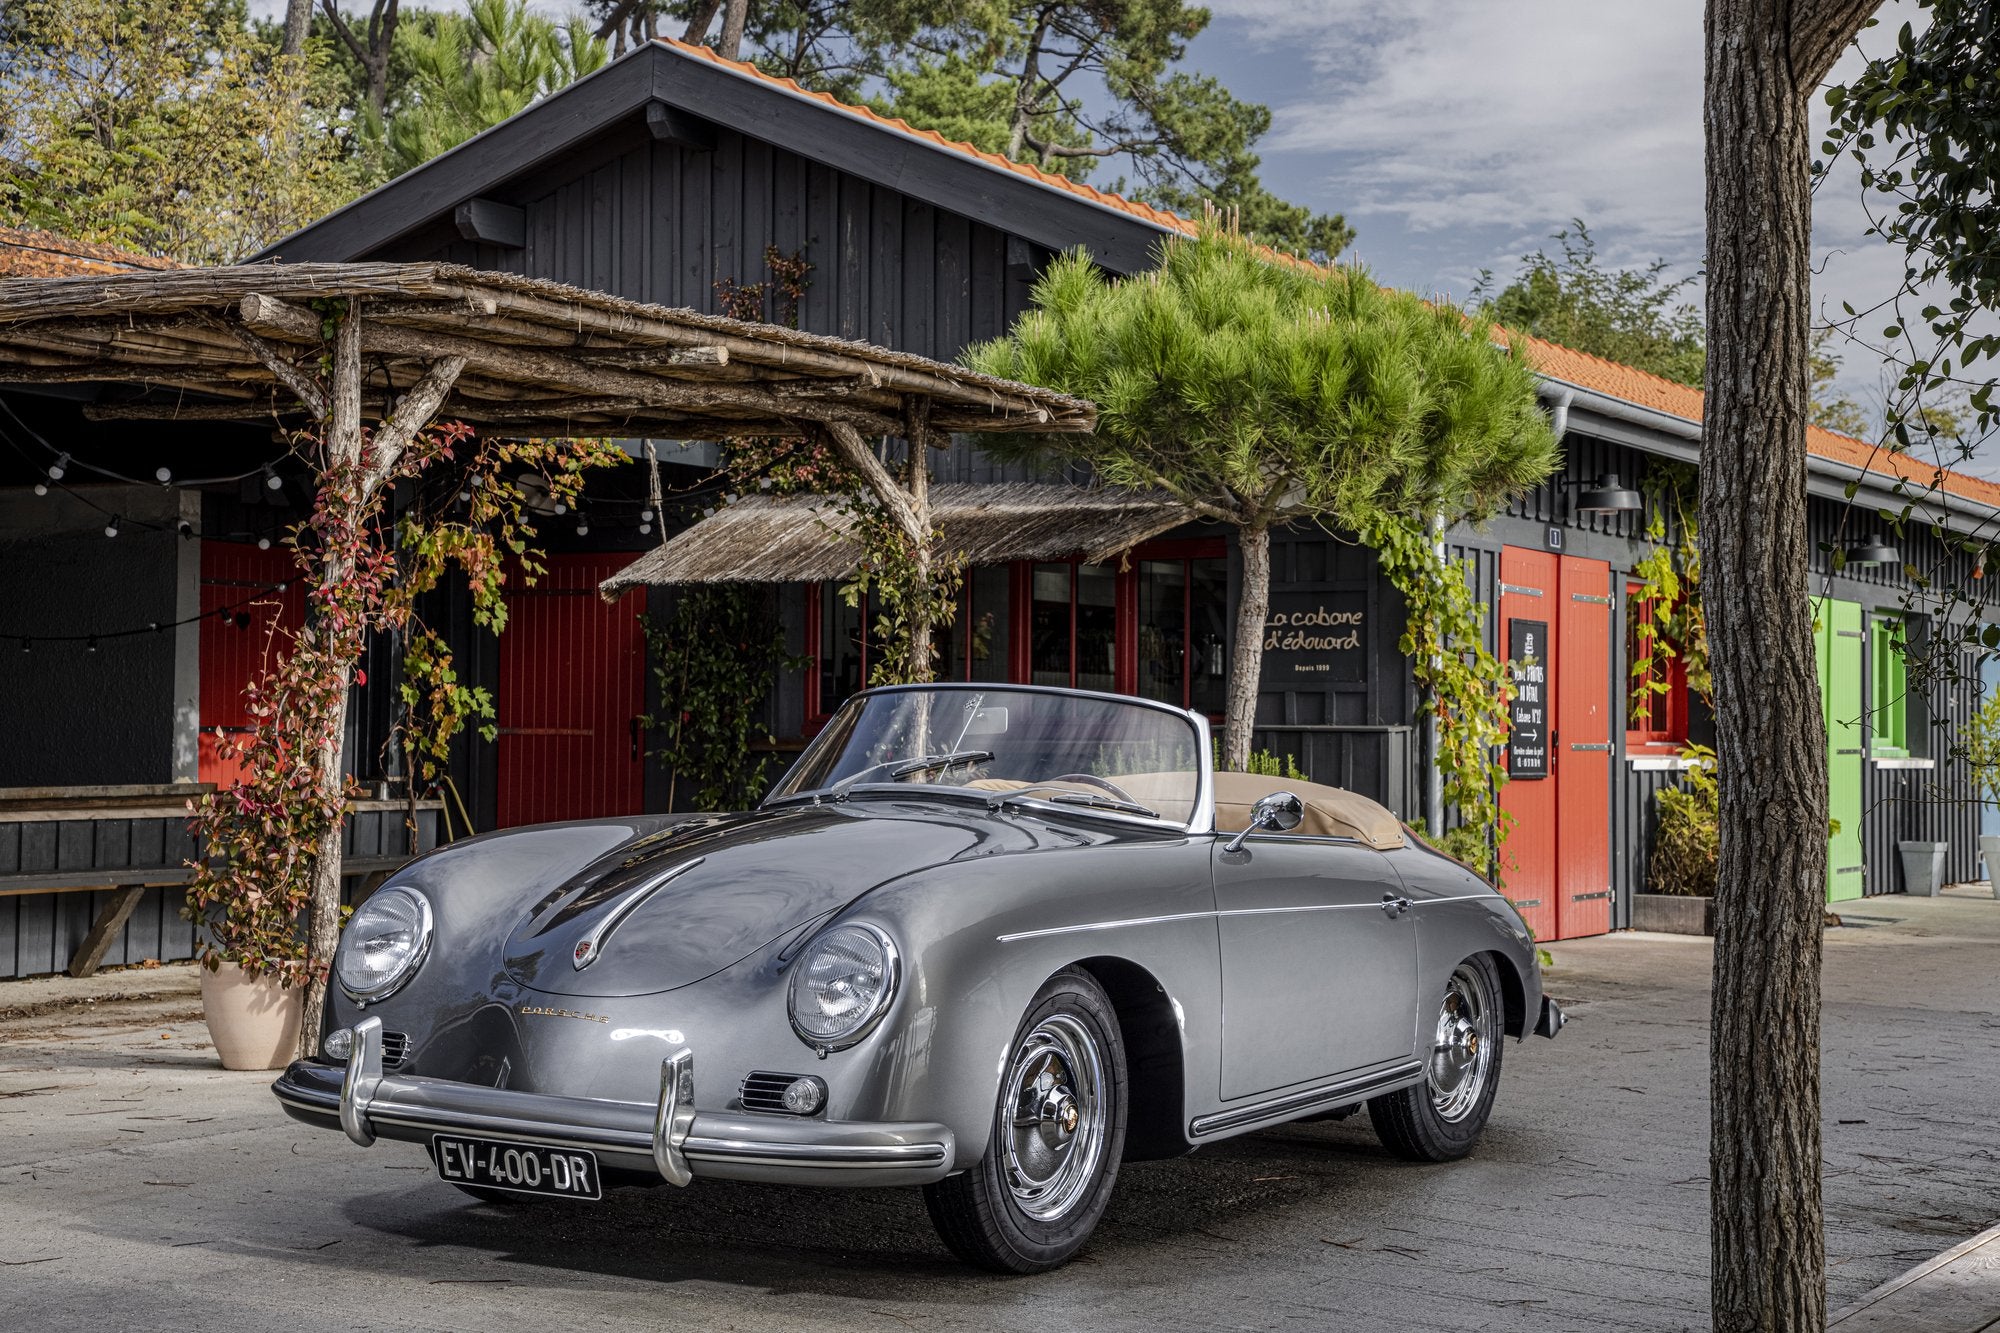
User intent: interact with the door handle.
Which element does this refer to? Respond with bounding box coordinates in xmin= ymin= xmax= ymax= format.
xmin=1381 ymin=894 xmax=1411 ymax=918
xmin=629 ymin=717 xmax=642 ymax=762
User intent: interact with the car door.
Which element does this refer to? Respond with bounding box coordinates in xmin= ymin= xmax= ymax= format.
xmin=1211 ymin=835 xmax=1418 ymax=1100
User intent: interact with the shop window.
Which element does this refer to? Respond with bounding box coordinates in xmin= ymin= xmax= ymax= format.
xmin=1031 ymin=560 xmax=1116 ymax=690
xmin=1870 ymin=615 xmax=1908 ymax=755
xmin=938 ymin=564 xmax=1013 ymax=683
xmin=1625 ymin=580 xmax=1686 ymax=747
xmin=1137 ymin=552 xmax=1229 ymax=714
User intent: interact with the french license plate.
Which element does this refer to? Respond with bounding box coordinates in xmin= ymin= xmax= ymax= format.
xmin=430 ymin=1133 xmax=602 ymax=1200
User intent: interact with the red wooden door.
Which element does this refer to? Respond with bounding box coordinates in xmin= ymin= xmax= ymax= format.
xmin=1556 ymin=555 xmax=1614 ymax=938
xmin=1496 ymin=547 xmax=1558 ymax=942
xmin=198 ymin=542 xmax=307 ymax=788
xmin=495 ymin=553 xmax=647 ymax=828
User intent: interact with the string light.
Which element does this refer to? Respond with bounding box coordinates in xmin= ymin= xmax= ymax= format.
xmin=32 ymin=482 xmax=47 ymax=497
xmin=575 ymin=515 xmax=590 ymax=536
xmin=18 ymin=639 xmax=27 ymax=654
xmin=1 ymin=581 xmax=286 ymax=649
xmin=85 ymin=637 xmax=97 ymax=653
xmin=103 ymin=515 xmax=120 ymax=539
xmin=47 ymin=452 xmax=69 ymax=480
xmin=154 ymin=466 xmax=172 ymax=483
xmin=257 ymin=536 xmax=271 ymax=550
xmin=264 ymin=464 xmax=284 ymax=491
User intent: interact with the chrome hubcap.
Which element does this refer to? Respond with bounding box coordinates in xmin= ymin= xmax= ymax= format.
xmin=1428 ymin=964 xmax=1496 ymax=1123
xmin=1002 ymin=1014 xmax=1106 ymax=1221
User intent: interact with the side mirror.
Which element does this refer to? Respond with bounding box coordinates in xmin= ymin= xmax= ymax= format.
xmin=1224 ymin=791 xmax=1305 ymax=853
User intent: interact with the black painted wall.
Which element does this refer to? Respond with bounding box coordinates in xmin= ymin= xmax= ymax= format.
xmin=0 ymin=486 xmax=193 ymax=787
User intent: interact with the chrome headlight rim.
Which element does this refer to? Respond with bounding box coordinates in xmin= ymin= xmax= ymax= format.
xmin=336 ymin=885 xmax=434 ymax=1006
xmin=787 ymin=922 xmax=900 ymax=1053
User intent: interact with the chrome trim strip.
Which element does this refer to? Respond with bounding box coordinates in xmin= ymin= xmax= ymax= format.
xmin=682 ymin=1137 xmax=948 ymax=1166
xmin=339 ymin=1016 xmax=384 ymax=1146
xmin=574 ymin=856 xmax=705 ymax=970
xmin=1189 ymin=1061 xmax=1424 ymax=1138
xmin=998 ymin=892 xmax=1502 ymax=942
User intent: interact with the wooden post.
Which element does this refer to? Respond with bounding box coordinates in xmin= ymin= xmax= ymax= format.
xmin=905 ymin=395 xmax=934 ymax=684
xmin=67 ymin=885 xmax=148 ymax=978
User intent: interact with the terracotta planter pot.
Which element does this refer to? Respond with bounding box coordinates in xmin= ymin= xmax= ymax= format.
xmin=199 ymin=963 xmax=304 ymax=1070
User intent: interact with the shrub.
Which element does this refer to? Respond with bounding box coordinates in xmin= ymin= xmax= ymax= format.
xmin=1650 ymin=744 xmax=1718 ymax=897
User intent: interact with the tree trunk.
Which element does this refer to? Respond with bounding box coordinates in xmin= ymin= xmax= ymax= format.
xmin=906 ymin=424 xmax=934 ymax=683
xmin=281 ymin=0 xmax=313 ymax=56
xmin=716 ymin=0 xmax=748 ymax=59
xmin=1222 ymin=521 xmax=1269 ymax=772
xmin=1701 ymin=1 xmax=1872 ymax=1326
xmin=298 ymin=306 xmax=364 ymax=1059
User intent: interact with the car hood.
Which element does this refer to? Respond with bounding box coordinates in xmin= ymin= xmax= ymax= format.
xmin=499 ymin=799 xmax=1011 ymax=997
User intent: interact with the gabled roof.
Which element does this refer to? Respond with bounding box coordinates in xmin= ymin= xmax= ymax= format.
xmin=0 ymin=227 xmax=177 ymax=277
xmin=257 ymin=39 xmax=1999 ymax=518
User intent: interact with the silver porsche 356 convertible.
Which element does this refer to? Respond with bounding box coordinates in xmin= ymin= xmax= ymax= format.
xmin=275 ymin=683 xmax=1564 ymax=1272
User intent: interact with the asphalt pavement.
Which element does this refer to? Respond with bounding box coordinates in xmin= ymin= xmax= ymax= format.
xmin=3 ymin=889 xmax=1998 ymax=1333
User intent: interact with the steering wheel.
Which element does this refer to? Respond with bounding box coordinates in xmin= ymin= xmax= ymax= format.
xmin=1049 ymin=773 xmax=1138 ymax=804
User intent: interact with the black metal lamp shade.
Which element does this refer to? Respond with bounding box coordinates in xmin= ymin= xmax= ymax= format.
xmin=1574 ymin=473 xmax=1643 ymax=515
xmin=1843 ymin=536 xmax=1901 ymax=566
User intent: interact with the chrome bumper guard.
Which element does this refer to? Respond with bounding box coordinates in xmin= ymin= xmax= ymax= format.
xmin=272 ymin=1017 xmax=956 ymax=1188
xmin=1535 ymin=995 xmax=1567 ymax=1039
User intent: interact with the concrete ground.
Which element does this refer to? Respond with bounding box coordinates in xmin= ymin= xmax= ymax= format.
xmin=3 ymin=889 xmax=1998 ymax=1333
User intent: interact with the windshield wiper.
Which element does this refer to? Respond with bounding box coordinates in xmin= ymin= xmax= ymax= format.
xmin=987 ymin=785 xmax=1158 ymax=819
xmin=828 ymin=749 xmax=994 ymax=798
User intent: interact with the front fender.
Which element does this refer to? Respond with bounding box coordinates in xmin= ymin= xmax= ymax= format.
xmin=833 ymin=834 xmax=1218 ymax=1170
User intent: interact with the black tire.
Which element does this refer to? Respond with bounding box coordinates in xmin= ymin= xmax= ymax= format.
xmin=924 ymin=967 xmax=1128 ymax=1274
xmin=1368 ymin=953 xmax=1505 ymax=1162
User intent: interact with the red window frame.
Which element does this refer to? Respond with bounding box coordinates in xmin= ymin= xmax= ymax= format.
xmin=804 ymin=537 xmax=1228 ymax=727
xmin=1625 ymin=578 xmax=1688 ymax=749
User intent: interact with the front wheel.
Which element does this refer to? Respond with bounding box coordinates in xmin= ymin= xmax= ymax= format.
xmin=923 ymin=968 xmax=1128 ymax=1273
xmin=1368 ymin=954 xmax=1505 ymax=1162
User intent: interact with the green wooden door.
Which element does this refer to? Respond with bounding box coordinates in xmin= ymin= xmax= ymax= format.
xmin=1816 ymin=598 xmax=1866 ymax=901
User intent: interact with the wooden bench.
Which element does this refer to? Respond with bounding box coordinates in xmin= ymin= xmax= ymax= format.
xmin=0 ymin=785 xmax=443 ymax=978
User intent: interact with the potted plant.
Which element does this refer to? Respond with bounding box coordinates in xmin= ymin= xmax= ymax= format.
xmin=1632 ymin=744 xmax=1720 ymax=934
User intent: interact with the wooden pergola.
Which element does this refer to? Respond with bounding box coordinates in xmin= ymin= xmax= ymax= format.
xmin=0 ymin=261 xmax=1095 ymax=1046
xmin=0 ymin=262 xmax=1094 ymax=437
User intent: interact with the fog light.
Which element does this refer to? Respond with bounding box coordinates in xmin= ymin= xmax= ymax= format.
xmin=782 ymin=1075 xmax=827 ymax=1115
xmin=322 ymin=1027 xmax=354 ymax=1060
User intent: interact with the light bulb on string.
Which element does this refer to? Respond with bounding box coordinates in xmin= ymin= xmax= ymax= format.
xmin=86 ymin=637 xmax=98 ymax=654
xmin=257 ymin=536 xmax=271 ymax=550
xmin=103 ymin=515 xmax=120 ymax=539
xmin=576 ymin=516 xmax=590 ymax=536
xmin=18 ymin=638 xmax=28 ymax=654
xmin=263 ymin=464 xmax=283 ymax=491
xmin=155 ymin=467 xmax=172 ymax=483
xmin=32 ymin=482 xmax=47 ymax=497
xmin=47 ymin=452 xmax=69 ymax=481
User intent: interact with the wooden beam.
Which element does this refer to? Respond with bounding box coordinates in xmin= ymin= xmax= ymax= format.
xmin=223 ymin=317 xmax=329 ymax=418
xmin=67 ymin=885 xmax=147 ymax=978
xmin=236 ymin=293 xmax=904 ymax=435
xmin=647 ymin=101 xmax=717 ymax=151
xmin=82 ymin=398 xmax=298 ymax=422
xmin=454 ymin=198 xmax=526 ymax=249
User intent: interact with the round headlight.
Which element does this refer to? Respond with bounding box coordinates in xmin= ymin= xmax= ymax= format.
xmin=788 ymin=924 xmax=898 ymax=1051
xmin=336 ymin=886 xmax=433 ymax=1004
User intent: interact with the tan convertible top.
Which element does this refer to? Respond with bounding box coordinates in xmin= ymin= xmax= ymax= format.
xmin=969 ymin=770 xmax=1405 ymax=850
xmin=1210 ymin=772 xmax=1407 ymax=851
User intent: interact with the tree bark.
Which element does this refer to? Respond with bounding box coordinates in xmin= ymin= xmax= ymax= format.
xmin=1222 ymin=520 xmax=1269 ymax=772
xmin=905 ymin=407 xmax=934 ymax=683
xmin=298 ymin=307 xmax=364 ymax=1059
xmin=280 ymin=0 xmax=313 ymax=56
xmin=716 ymin=0 xmax=748 ymax=59
xmin=1701 ymin=1 xmax=1873 ymax=1327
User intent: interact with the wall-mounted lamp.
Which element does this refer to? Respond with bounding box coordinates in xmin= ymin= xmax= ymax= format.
xmin=1569 ymin=473 xmax=1642 ymax=516
xmin=1843 ymin=536 xmax=1900 ymax=567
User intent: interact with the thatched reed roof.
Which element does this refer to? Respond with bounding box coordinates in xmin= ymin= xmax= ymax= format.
xmin=600 ymin=483 xmax=1197 ymax=596
xmin=0 ymin=262 xmax=1095 ymax=438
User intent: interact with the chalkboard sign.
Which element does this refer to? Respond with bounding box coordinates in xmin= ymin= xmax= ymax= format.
xmin=1260 ymin=590 xmax=1368 ymax=684
xmin=1507 ymin=619 xmax=1549 ymax=780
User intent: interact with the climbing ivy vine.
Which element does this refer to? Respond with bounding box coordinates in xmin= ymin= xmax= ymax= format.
xmin=1628 ymin=461 xmax=1711 ymax=711
xmin=638 ymin=585 xmax=807 ymax=811
xmin=1359 ymin=513 xmax=1515 ymax=877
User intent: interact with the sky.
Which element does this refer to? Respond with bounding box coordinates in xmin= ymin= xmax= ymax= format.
xmin=251 ymin=1 xmax=1951 ymax=468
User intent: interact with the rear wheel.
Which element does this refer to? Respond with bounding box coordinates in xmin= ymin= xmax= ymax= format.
xmin=1368 ymin=954 xmax=1504 ymax=1162
xmin=924 ymin=968 xmax=1128 ymax=1273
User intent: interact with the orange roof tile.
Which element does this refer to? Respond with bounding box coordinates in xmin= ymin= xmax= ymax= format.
xmin=667 ymin=40 xmax=2000 ymax=515
xmin=0 ymin=227 xmax=177 ymax=278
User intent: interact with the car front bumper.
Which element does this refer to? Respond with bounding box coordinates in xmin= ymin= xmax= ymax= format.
xmin=271 ymin=1017 xmax=956 ymax=1188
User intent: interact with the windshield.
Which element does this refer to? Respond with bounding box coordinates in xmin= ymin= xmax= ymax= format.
xmin=768 ymin=687 xmax=1204 ymax=825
